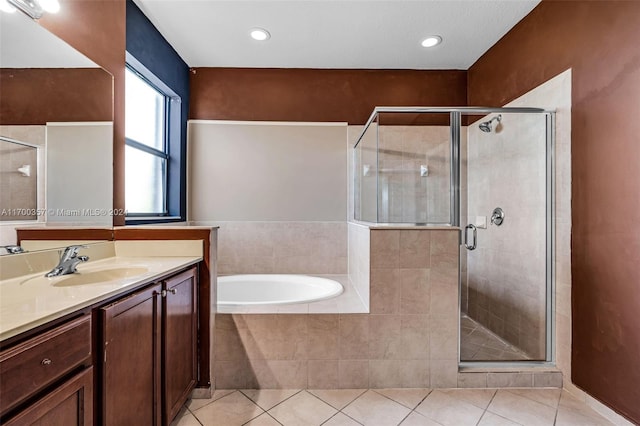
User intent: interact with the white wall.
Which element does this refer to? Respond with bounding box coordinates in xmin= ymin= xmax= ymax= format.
xmin=46 ymin=122 xmax=113 ymax=225
xmin=188 ymin=121 xmax=347 ymax=222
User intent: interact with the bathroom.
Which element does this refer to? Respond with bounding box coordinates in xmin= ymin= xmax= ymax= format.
xmin=0 ymin=0 xmax=639 ymax=425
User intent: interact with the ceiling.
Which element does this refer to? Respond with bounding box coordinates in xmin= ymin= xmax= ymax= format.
xmin=0 ymin=11 xmax=98 ymax=68
xmin=135 ymin=0 xmax=540 ymax=70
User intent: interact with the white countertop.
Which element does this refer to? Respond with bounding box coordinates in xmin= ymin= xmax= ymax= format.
xmin=0 ymin=255 xmax=201 ymax=342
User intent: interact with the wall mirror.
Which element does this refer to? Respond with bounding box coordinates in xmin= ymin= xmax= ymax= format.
xmin=0 ymin=11 xmax=114 ymax=253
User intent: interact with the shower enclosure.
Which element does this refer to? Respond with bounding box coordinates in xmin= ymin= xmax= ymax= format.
xmin=0 ymin=136 xmax=39 ymax=222
xmin=353 ymin=107 xmax=554 ymax=365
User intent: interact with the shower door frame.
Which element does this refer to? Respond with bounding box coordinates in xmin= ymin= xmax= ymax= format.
xmin=353 ymin=106 xmax=556 ymax=367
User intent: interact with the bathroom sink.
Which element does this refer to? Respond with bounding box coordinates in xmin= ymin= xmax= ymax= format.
xmin=52 ymin=267 xmax=149 ymax=287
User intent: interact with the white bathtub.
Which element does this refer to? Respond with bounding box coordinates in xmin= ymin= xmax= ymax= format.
xmin=217 ymin=274 xmax=344 ymax=306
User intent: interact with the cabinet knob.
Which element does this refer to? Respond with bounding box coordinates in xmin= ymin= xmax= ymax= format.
xmin=41 ymin=358 xmax=52 ymax=365
xmin=168 ymin=288 xmax=177 ymax=295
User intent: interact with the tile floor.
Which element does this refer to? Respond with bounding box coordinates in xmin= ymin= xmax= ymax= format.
xmin=172 ymin=387 xmax=615 ymax=426
xmin=460 ymin=315 xmax=531 ymax=362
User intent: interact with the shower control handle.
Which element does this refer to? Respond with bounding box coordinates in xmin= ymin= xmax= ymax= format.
xmin=464 ymin=224 xmax=477 ymax=251
xmin=491 ymin=207 xmax=505 ymax=226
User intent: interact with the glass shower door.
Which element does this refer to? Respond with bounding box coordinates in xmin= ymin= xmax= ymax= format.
xmin=460 ymin=111 xmax=552 ymax=362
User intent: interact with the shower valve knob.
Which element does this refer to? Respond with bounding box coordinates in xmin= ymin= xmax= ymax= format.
xmin=490 ymin=207 xmax=505 ymax=226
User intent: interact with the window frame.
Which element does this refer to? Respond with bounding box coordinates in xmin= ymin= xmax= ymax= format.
xmin=124 ymin=52 xmax=184 ymax=225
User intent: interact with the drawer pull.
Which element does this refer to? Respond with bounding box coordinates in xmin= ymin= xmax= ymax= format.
xmin=41 ymin=358 xmax=52 ymax=366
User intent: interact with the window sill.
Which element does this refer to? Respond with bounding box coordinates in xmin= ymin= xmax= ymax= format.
xmin=125 ymin=216 xmax=184 ymax=225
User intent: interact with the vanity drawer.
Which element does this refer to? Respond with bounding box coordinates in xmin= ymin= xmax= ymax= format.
xmin=0 ymin=315 xmax=92 ymax=415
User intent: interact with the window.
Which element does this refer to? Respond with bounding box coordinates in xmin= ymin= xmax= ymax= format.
xmin=124 ymin=55 xmax=184 ymax=223
xmin=125 ymin=67 xmax=168 ymax=215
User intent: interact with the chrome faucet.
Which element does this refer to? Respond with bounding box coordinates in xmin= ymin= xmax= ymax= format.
xmin=1 ymin=245 xmax=25 ymax=254
xmin=45 ymin=245 xmax=89 ymax=277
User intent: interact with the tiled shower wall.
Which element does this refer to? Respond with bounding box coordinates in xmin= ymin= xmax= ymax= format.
xmin=462 ymin=70 xmax=572 ymax=367
xmin=0 ymin=139 xmax=38 ymax=221
xmin=213 ymin=228 xmax=460 ymax=389
xmin=510 ymin=70 xmax=572 ymax=382
xmin=377 ymin=126 xmax=451 ymax=224
xmin=0 ymin=126 xmax=45 ymax=246
xmin=465 ymin=113 xmax=547 ymax=358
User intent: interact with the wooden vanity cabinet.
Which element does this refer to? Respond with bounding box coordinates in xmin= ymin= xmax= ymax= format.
xmin=100 ymin=266 xmax=198 ymax=426
xmin=0 ymin=315 xmax=93 ymax=425
xmin=3 ymin=368 xmax=93 ymax=426
xmin=163 ymin=268 xmax=198 ymax=424
xmin=100 ymin=284 xmax=162 ymax=426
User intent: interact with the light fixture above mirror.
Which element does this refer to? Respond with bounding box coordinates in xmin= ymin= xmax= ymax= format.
xmin=4 ymin=0 xmax=60 ymax=19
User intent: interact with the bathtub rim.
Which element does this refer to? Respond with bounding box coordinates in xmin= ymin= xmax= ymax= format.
xmin=217 ymin=273 xmax=345 ymax=306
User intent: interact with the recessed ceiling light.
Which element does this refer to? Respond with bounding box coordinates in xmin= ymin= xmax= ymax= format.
xmin=250 ymin=28 xmax=270 ymax=41
xmin=421 ymin=35 xmax=442 ymax=48
xmin=0 ymin=0 xmax=17 ymax=13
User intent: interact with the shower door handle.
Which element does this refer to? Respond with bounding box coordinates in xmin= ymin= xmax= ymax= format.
xmin=464 ymin=224 xmax=477 ymax=250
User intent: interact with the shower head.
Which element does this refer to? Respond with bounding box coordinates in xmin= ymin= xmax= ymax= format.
xmin=479 ymin=114 xmax=502 ymax=133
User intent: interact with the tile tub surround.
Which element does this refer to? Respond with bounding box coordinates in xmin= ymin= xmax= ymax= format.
xmin=174 ymin=388 xmax=617 ymax=426
xmin=348 ymin=222 xmax=370 ymax=308
xmin=212 ymin=228 xmax=462 ymax=389
xmin=192 ymin=221 xmax=347 ymax=276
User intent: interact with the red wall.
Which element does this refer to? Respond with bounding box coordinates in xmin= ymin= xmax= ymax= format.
xmin=0 ymin=68 xmax=112 ymax=124
xmin=190 ymin=68 xmax=467 ymax=124
xmin=468 ymin=1 xmax=640 ymax=423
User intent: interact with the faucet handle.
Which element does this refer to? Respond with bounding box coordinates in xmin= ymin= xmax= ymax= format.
xmin=1 ymin=245 xmax=24 ymax=254
xmin=61 ymin=245 xmax=88 ymax=260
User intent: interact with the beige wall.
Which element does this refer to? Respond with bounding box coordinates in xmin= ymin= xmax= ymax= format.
xmin=188 ymin=121 xmax=347 ymax=222
xmin=46 ymin=122 xmax=113 ymax=225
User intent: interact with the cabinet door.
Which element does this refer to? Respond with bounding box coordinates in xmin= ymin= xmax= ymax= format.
xmin=3 ymin=367 xmax=93 ymax=426
xmin=100 ymin=284 xmax=162 ymax=426
xmin=163 ymin=268 xmax=197 ymax=424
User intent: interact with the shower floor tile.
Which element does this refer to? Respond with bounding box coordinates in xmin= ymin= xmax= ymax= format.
xmin=460 ymin=315 xmax=530 ymax=362
xmin=175 ymin=388 xmax=615 ymax=426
